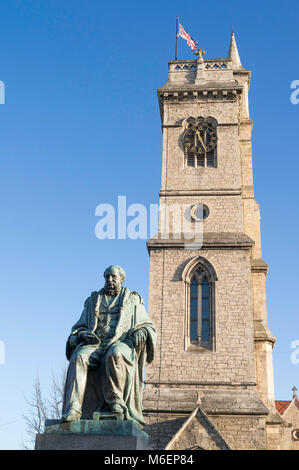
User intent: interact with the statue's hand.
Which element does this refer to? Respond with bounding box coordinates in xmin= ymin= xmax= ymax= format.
xmin=132 ymin=329 xmax=147 ymax=348
xmin=79 ymin=331 xmax=99 ymax=345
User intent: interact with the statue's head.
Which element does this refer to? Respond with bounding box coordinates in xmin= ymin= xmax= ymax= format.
xmin=103 ymin=265 xmax=126 ymax=296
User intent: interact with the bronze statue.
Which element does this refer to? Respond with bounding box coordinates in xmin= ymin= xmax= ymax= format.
xmin=62 ymin=265 xmax=156 ymax=427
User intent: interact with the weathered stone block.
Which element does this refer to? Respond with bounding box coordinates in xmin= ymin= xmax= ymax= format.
xmin=35 ymin=420 xmax=150 ymax=450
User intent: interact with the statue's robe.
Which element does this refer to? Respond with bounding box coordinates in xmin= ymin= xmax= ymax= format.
xmin=63 ymin=287 xmax=156 ymax=427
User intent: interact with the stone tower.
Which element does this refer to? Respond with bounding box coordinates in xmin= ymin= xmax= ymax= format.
xmin=143 ymin=33 xmax=285 ymax=450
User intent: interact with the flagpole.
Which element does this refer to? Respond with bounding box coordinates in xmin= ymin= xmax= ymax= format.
xmin=175 ymin=16 xmax=178 ymax=60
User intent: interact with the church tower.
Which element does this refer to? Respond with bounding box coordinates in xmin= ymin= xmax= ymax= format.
xmin=143 ymin=33 xmax=285 ymax=450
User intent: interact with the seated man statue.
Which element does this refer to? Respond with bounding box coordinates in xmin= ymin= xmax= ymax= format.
xmin=62 ymin=265 xmax=156 ymax=427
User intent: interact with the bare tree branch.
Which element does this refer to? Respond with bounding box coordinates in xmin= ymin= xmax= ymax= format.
xmin=22 ymin=366 xmax=67 ymax=449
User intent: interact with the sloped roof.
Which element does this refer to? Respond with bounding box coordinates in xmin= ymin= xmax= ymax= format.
xmin=275 ymin=401 xmax=291 ymax=415
xmin=165 ymin=404 xmax=231 ymax=451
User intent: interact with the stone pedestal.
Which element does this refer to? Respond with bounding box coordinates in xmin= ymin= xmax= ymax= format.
xmin=35 ymin=419 xmax=150 ymax=450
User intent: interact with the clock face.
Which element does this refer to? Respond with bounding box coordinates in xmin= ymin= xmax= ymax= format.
xmin=183 ymin=126 xmax=206 ymax=154
xmin=183 ymin=127 xmax=196 ymax=153
xmin=183 ymin=123 xmax=217 ymax=155
xmin=205 ymin=124 xmax=217 ymax=152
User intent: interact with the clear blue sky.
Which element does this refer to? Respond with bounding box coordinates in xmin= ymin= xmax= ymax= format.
xmin=0 ymin=0 xmax=298 ymax=449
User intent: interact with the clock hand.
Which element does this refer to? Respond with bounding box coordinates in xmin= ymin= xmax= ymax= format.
xmin=196 ymin=130 xmax=207 ymax=152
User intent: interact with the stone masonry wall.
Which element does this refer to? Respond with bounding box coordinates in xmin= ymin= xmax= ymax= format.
xmin=161 ymin=101 xmax=241 ymax=192
xmin=281 ymin=401 xmax=299 ymax=450
xmin=158 ymin=195 xmax=243 ymax=234
xmin=209 ymin=415 xmax=267 ymax=450
xmin=143 ymin=412 xmax=267 ymax=450
xmin=146 ymin=247 xmax=256 ymax=385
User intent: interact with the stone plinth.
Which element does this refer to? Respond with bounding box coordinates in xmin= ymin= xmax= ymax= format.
xmin=35 ymin=420 xmax=150 ymax=450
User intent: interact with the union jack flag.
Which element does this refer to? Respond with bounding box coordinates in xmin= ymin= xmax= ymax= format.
xmin=178 ymin=23 xmax=198 ymax=51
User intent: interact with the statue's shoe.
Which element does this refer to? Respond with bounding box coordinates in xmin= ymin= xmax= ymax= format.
xmin=61 ymin=409 xmax=81 ymax=422
xmin=111 ymin=404 xmax=124 ymax=420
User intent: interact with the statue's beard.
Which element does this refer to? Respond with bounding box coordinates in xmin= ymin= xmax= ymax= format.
xmin=104 ymin=283 xmax=121 ymax=296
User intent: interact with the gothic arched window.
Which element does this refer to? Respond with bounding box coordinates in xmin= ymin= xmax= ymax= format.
xmin=183 ymin=117 xmax=218 ymax=169
xmin=183 ymin=257 xmax=217 ymax=351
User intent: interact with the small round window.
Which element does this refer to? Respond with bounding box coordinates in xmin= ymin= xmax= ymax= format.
xmin=190 ymin=204 xmax=209 ymax=221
